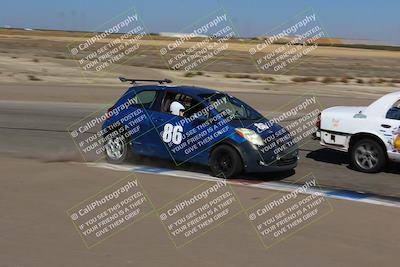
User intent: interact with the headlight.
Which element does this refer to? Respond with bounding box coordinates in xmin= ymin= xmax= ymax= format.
xmin=235 ymin=128 xmax=265 ymax=146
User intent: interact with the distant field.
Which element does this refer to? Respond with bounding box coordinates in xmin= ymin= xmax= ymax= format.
xmin=1 ymin=28 xmax=400 ymax=79
xmin=2 ymin=28 xmax=399 ymax=50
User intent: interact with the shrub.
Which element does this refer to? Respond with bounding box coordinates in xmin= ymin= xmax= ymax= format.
xmin=184 ymin=71 xmax=204 ymax=77
xmin=225 ymin=74 xmax=251 ymax=79
xmin=225 ymin=73 xmax=274 ymax=81
xmin=391 ymin=79 xmax=400 ymax=83
xmin=291 ymin=76 xmax=317 ymax=82
xmin=321 ymin=77 xmax=337 ymax=84
xmin=260 ymin=76 xmax=275 ymax=81
xmin=27 ymin=75 xmax=41 ymax=81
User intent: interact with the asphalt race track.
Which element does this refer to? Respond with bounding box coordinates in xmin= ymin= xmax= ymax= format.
xmin=1 ymin=91 xmax=399 ymax=198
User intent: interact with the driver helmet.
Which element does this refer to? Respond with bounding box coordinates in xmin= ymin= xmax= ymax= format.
xmin=170 ymin=101 xmax=185 ymax=116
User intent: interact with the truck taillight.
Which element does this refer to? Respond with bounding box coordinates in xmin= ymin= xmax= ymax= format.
xmin=316 ymin=113 xmax=321 ymax=129
xmin=106 ymin=106 xmax=115 ymax=119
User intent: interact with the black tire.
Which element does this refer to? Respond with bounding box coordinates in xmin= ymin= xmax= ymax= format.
xmin=209 ymin=145 xmax=243 ymax=178
xmin=350 ymin=138 xmax=386 ymax=173
xmin=104 ymin=132 xmax=132 ymax=164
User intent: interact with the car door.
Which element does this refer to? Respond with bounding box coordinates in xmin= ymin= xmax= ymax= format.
xmin=381 ymin=98 xmax=400 ymax=151
xmin=149 ymin=90 xmax=213 ymax=164
xmin=132 ymin=88 xmax=175 ymax=159
xmin=115 ymin=89 xmax=162 ymax=155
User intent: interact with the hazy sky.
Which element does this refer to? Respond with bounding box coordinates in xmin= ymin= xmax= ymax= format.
xmin=1 ymin=0 xmax=399 ymax=44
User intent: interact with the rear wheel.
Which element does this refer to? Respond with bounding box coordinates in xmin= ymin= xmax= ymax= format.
xmin=210 ymin=145 xmax=243 ymax=178
xmin=104 ymin=133 xmax=132 ymax=164
xmin=350 ymin=138 xmax=386 ymax=173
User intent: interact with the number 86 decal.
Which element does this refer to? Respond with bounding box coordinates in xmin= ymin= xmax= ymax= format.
xmin=162 ymin=123 xmax=183 ymax=145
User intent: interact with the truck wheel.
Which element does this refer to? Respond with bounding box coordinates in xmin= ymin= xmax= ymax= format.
xmin=104 ymin=133 xmax=132 ymax=164
xmin=350 ymin=139 xmax=386 ymax=173
xmin=210 ymin=145 xmax=243 ymax=178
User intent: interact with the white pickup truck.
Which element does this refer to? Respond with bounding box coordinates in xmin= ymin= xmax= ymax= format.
xmin=316 ymin=91 xmax=400 ymax=173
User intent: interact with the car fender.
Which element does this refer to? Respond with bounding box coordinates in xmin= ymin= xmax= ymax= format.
xmin=349 ymin=130 xmax=390 ymax=152
xmin=209 ymin=138 xmax=248 ymax=167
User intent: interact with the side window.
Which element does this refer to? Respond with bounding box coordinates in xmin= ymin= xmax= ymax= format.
xmin=130 ymin=90 xmax=157 ymax=109
xmin=185 ymin=99 xmax=206 ymax=118
xmin=161 ymin=91 xmax=202 ymax=117
xmin=386 ymin=99 xmax=400 ymax=120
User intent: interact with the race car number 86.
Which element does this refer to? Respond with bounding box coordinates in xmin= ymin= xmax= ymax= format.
xmin=162 ymin=124 xmax=183 ymax=145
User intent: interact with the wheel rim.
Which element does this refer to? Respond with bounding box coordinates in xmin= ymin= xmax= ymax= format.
xmin=355 ymin=143 xmax=379 ymax=170
xmin=216 ymin=153 xmax=233 ymax=174
xmin=105 ymin=136 xmax=125 ymax=160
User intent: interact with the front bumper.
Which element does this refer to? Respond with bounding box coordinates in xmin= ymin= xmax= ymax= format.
xmin=245 ymin=161 xmax=298 ymax=173
xmin=231 ymin=140 xmax=298 ymax=173
xmin=388 ymin=151 xmax=400 ymax=163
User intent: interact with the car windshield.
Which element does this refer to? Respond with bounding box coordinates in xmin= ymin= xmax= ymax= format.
xmin=199 ymin=93 xmax=263 ymax=120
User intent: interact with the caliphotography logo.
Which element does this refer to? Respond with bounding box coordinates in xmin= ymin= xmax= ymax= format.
xmin=248 ymin=9 xmax=330 ymax=75
xmin=67 ymin=6 xmax=150 ymax=76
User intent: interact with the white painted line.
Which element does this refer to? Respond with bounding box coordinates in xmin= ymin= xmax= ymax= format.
xmin=87 ymin=162 xmax=400 ymax=209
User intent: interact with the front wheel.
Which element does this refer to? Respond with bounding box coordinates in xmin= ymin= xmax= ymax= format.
xmin=210 ymin=145 xmax=243 ymax=178
xmin=350 ymin=139 xmax=386 ymax=173
xmin=104 ymin=133 xmax=132 ymax=164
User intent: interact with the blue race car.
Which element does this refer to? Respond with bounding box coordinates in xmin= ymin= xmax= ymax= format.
xmin=102 ymin=77 xmax=298 ymax=178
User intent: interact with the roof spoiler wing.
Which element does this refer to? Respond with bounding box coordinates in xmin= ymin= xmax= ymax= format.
xmin=119 ymin=77 xmax=172 ymax=84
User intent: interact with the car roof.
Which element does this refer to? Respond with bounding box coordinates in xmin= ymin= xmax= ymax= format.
xmin=127 ymin=84 xmax=222 ymax=97
xmin=366 ymin=90 xmax=400 ymax=117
